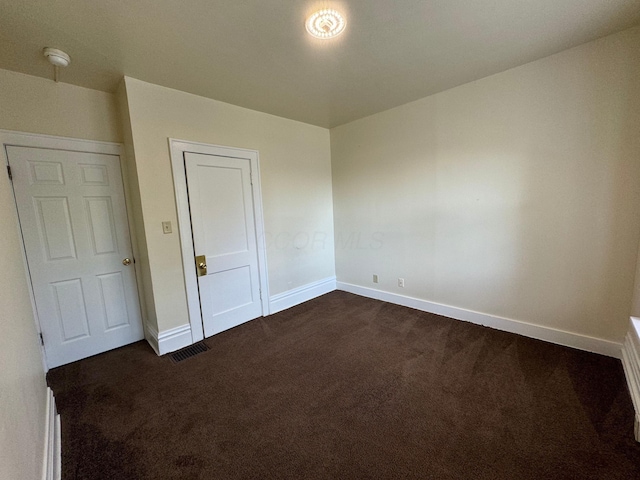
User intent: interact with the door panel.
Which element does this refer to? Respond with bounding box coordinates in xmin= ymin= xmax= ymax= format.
xmin=184 ymin=152 xmax=262 ymax=337
xmin=85 ymin=197 xmax=118 ymax=255
xmin=200 ymin=166 xmax=249 ymax=255
xmin=33 ymin=196 xmax=77 ymax=260
xmin=51 ymin=278 xmax=90 ymax=341
xmin=97 ymin=272 xmax=131 ymax=330
xmin=210 ymin=266 xmax=254 ymax=312
xmin=8 ymin=146 xmax=143 ymax=368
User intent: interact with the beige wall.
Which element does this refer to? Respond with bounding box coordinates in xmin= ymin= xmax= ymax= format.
xmin=0 ymin=67 xmax=121 ymax=479
xmin=115 ymin=81 xmax=154 ymax=329
xmin=0 ymin=171 xmax=48 ymax=480
xmin=123 ymin=77 xmax=335 ymax=333
xmin=0 ymin=68 xmax=121 ymax=143
xmin=331 ymin=27 xmax=640 ymax=344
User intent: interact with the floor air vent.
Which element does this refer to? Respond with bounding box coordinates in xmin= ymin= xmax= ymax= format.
xmin=170 ymin=342 xmax=209 ymax=364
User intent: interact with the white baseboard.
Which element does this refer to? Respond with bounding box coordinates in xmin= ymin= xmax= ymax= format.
xmin=622 ymin=317 xmax=640 ymax=442
xmin=145 ymin=323 xmax=193 ymax=356
xmin=336 ymin=282 xmax=622 ymax=359
xmin=270 ymin=276 xmax=337 ymax=314
xmin=42 ymin=388 xmax=61 ymax=480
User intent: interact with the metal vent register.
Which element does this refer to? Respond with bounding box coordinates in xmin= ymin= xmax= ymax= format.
xmin=170 ymin=342 xmax=209 ymax=364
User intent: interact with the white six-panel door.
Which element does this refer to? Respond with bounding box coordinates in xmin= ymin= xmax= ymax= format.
xmin=8 ymin=146 xmax=143 ymax=368
xmin=184 ymin=152 xmax=262 ymax=337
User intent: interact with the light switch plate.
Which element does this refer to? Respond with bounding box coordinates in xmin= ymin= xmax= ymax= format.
xmin=162 ymin=221 xmax=172 ymax=234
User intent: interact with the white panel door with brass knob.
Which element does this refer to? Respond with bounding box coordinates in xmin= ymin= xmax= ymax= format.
xmin=184 ymin=151 xmax=263 ymax=337
xmin=7 ymin=145 xmax=143 ymax=368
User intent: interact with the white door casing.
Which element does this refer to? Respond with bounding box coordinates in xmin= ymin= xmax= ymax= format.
xmin=169 ymin=140 xmax=270 ymax=341
xmin=6 ymin=142 xmax=144 ymax=368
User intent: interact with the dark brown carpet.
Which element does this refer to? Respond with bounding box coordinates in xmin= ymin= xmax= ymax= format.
xmin=47 ymin=291 xmax=640 ymax=479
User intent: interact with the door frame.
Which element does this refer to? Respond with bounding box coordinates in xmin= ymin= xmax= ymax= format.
xmin=169 ymin=139 xmax=270 ymax=342
xmin=0 ymin=129 xmax=146 ymax=370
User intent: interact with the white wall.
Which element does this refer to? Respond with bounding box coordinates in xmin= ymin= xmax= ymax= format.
xmin=0 ymin=68 xmax=121 ymax=480
xmin=122 ymin=77 xmax=335 ymax=333
xmin=331 ymin=27 xmax=640 ymax=344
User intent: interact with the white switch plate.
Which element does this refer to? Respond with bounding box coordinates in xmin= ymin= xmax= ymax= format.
xmin=373 ymin=274 xmax=379 ymax=283
xmin=162 ymin=221 xmax=172 ymax=234
xmin=398 ymin=278 xmax=405 ymax=287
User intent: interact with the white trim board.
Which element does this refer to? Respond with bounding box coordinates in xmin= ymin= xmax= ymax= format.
xmin=270 ymin=276 xmax=336 ymax=314
xmin=145 ymin=324 xmax=192 ymax=356
xmin=622 ymin=317 xmax=640 ymax=442
xmin=42 ymin=388 xmax=61 ymax=480
xmin=337 ymin=282 xmax=622 ymax=359
xmin=168 ymin=139 xmax=271 ymax=343
xmin=0 ymin=128 xmax=123 ymax=153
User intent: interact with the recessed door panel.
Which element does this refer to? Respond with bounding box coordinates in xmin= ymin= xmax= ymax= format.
xmin=29 ymin=161 xmax=65 ymax=185
xmin=33 ymin=196 xmax=77 ymax=261
xmin=209 ymin=266 xmax=254 ymax=315
xmin=85 ymin=197 xmax=118 ymax=255
xmin=80 ymin=164 xmax=109 ymax=185
xmin=98 ymin=272 xmax=130 ymax=330
xmin=196 ymin=166 xmax=249 ymax=256
xmin=51 ymin=278 xmax=90 ymax=342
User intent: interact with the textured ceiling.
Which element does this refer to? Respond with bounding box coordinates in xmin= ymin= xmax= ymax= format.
xmin=1 ymin=0 xmax=639 ymax=128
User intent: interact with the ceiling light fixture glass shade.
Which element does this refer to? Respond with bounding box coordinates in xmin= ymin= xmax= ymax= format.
xmin=306 ymin=9 xmax=346 ymax=39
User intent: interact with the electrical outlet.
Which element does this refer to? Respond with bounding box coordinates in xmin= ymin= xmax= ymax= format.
xmin=398 ymin=278 xmax=405 ymax=288
xmin=162 ymin=221 xmax=172 ymax=234
xmin=373 ymin=274 xmax=378 ymax=283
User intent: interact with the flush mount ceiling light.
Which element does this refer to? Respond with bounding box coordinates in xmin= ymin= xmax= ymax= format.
xmin=305 ymin=9 xmax=346 ymax=39
xmin=43 ymin=47 xmax=71 ymax=82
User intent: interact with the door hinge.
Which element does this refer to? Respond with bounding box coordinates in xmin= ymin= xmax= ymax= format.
xmin=250 ymin=172 xmax=253 ymax=185
xmin=39 ymin=332 xmax=44 ymax=346
xmin=6 ymin=165 xmax=12 ymax=180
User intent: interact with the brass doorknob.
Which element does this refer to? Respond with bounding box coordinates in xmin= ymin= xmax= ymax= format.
xmin=122 ymin=258 xmax=132 ymax=266
xmin=195 ymin=254 xmax=207 ymax=276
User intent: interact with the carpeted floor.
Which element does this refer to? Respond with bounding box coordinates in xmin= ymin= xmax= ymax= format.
xmin=47 ymin=291 xmax=640 ymax=479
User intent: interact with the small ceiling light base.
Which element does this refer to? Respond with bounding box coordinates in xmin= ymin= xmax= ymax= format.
xmin=43 ymin=48 xmax=71 ymax=68
xmin=306 ymin=9 xmax=346 ymax=39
